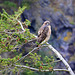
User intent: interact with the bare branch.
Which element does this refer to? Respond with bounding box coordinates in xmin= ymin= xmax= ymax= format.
xmin=52 ymin=60 xmax=61 ymax=63
xmin=46 ymin=42 xmax=75 ymax=75
xmin=17 ymin=20 xmax=25 ymax=32
xmin=14 ymin=64 xmax=69 ymax=72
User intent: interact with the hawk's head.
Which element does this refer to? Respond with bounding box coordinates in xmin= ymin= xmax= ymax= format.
xmin=43 ymin=21 xmax=50 ymax=26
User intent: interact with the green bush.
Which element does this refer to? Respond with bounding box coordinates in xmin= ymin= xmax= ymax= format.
xmin=0 ymin=6 xmax=55 ymax=75
xmin=4 ymin=1 xmax=17 ymax=8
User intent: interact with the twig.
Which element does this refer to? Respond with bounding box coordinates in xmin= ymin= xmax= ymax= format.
xmin=17 ymin=19 xmax=38 ymax=39
xmin=17 ymin=20 xmax=25 ymax=32
xmin=52 ymin=60 xmax=61 ymax=63
xmin=14 ymin=64 xmax=69 ymax=72
xmin=46 ymin=42 xmax=75 ymax=75
xmin=42 ymin=60 xmax=61 ymax=66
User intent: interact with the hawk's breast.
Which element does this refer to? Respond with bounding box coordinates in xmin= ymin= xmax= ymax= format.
xmin=37 ymin=25 xmax=51 ymax=44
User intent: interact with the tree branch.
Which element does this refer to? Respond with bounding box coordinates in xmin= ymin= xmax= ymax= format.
xmin=14 ymin=64 xmax=69 ymax=72
xmin=46 ymin=42 xmax=75 ymax=75
xmin=17 ymin=20 xmax=25 ymax=32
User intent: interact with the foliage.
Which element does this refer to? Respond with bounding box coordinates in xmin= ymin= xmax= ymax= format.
xmin=22 ymin=0 xmax=38 ymax=9
xmin=25 ymin=53 xmax=54 ymax=70
xmin=0 ymin=6 xmax=55 ymax=75
xmin=4 ymin=1 xmax=17 ymax=8
xmin=0 ymin=6 xmax=34 ymax=73
xmin=0 ymin=1 xmax=17 ymax=9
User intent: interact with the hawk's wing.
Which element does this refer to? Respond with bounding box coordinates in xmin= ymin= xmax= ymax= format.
xmin=38 ymin=26 xmax=49 ymax=43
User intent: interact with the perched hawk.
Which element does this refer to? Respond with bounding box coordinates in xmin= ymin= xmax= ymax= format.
xmin=37 ymin=21 xmax=51 ymax=44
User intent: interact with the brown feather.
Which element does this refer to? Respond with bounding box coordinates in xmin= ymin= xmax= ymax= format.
xmin=37 ymin=26 xmax=49 ymax=43
xmin=37 ymin=21 xmax=51 ymax=44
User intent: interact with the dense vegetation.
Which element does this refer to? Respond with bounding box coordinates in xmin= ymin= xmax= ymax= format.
xmin=0 ymin=6 xmax=55 ymax=75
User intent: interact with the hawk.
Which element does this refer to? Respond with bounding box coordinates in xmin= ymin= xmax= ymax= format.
xmin=37 ymin=21 xmax=51 ymax=44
